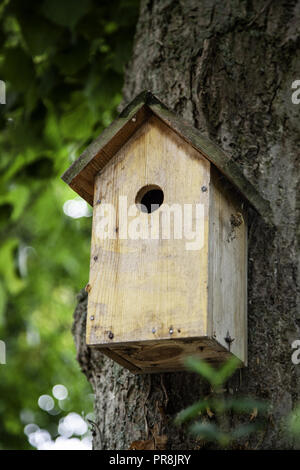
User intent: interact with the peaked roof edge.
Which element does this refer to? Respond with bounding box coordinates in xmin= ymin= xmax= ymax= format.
xmin=61 ymin=90 xmax=274 ymax=226
xmin=61 ymin=90 xmax=151 ymax=183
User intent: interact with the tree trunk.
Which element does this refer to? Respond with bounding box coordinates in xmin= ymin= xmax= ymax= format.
xmin=72 ymin=0 xmax=300 ymax=450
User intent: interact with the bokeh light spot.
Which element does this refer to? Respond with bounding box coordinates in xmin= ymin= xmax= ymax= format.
xmin=38 ymin=395 xmax=54 ymax=412
xmin=63 ymin=198 xmax=91 ymax=219
xmin=58 ymin=412 xmax=88 ymax=437
xmin=52 ymin=384 xmax=68 ymax=400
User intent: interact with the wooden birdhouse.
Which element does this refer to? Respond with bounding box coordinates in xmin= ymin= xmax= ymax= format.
xmin=62 ymin=91 xmax=271 ymax=374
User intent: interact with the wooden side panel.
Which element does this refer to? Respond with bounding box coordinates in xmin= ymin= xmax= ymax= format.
xmin=208 ymin=167 xmax=248 ymax=364
xmin=87 ymin=116 xmax=210 ymax=346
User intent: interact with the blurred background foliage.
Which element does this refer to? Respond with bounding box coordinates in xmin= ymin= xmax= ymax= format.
xmin=0 ymin=0 xmax=140 ymax=449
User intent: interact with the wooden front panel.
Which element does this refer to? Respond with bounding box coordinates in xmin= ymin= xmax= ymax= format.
xmin=208 ymin=167 xmax=248 ymax=364
xmin=87 ymin=116 xmax=210 ymax=346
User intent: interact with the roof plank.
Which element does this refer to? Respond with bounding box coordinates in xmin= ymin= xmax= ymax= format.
xmin=61 ymin=91 xmax=273 ymax=225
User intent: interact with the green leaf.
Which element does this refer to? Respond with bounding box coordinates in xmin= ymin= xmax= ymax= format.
xmin=189 ymin=422 xmax=230 ymax=446
xmin=41 ymin=0 xmax=92 ymax=29
xmin=0 ymin=239 xmax=25 ymax=294
xmin=0 ymin=281 xmax=7 ymax=326
xmin=44 ymin=104 xmax=61 ymax=147
xmin=0 ymin=202 xmax=13 ymax=227
xmin=18 ymin=14 xmax=61 ymax=56
xmin=217 ymin=356 xmax=241 ymax=384
xmin=22 ymin=157 xmax=55 ymax=179
xmin=0 ymin=185 xmax=30 ymax=221
xmin=60 ymin=103 xmax=95 ymax=140
xmin=185 ymin=357 xmax=219 ymax=386
xmin=225 ymin=398 xmax=269 ymax=414
xmin=175 ymin=400 xmax=209 ymax=424
xmin=185 ymin=356 xmax=240 ymax=387
xmin=1 ymin=47 xmax=34 ymax=92
xmin=289 ymin=406 xmax=300 ymax=435
xmin=54 ymin=42 xmax=90 ymax=76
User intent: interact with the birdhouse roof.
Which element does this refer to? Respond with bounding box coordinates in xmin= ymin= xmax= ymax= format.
xmin=62 ymin=90 xmax=272 ymax=225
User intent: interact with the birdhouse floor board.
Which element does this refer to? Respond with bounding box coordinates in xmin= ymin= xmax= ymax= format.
xmin=94 ymin=337 xmax=236 ymax=374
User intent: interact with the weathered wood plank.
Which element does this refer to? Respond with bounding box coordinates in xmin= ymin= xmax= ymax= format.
xmin=86 ymin=116 xmax=210 ymax=350
xmin=61 ymin=91 xmax=273 ymax=225
xmin=63 ymin=104 xmax=151 ymax=205
xmin=149 ymin=103 xmax=272 ymax=226
xmin=208 ymin=166 xmax=248 ymax=364
xmin=93 ymin=337 xmax=238 ymax=374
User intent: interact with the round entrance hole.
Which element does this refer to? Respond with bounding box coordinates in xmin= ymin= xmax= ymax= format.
xmin=135 ymin=185 xmax=164 ymax=213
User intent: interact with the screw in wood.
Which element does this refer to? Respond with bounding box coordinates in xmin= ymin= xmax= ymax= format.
xmin=90 ymin=316 xmax=94 ymax=321
xmin=169 ymin=327 xmax=174 ymax=335
xmin=152 ymin=328 xmax=156 ymax=334
xmin=132 ymin=117 xmax=136 ymax=122
xmin=201 ymin=186 xmax=207 ymax=192
xmin=108 ymin=331 xmax=114 ymax=340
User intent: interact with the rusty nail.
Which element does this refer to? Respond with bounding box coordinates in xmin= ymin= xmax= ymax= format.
xmin=224 ymin=331 xmax=235 ymax=350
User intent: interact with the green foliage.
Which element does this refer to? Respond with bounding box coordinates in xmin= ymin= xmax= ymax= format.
xmin=41 ymin=0 xmax=93 ymax=29
xmin=0 ymin=0 xmax=140 ymax=450
xmin=288 ymin=405 xmax=300 ymax=436
xmin=176 ymin=358 xmax=269 ymax=448
xmin=185 ymin=355 xmax=241 ymax=390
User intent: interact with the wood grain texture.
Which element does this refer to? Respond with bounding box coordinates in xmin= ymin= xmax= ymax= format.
xmin=149 ymin=102 xmax=272 ymax=226
xmin=61 ymin=91 xmax=273 ymax=226
xmin=86 ymin=116 xmax=248 ymax=372
xmin=208 ymin=167 xmax=248 ymax=364
xmin=87 ymin=115 xmax=211 ymax=352
xmin=63 ymin=104 xmax=151 ymax=205
xmin=95 ymin=337 xmax=235 ymax=374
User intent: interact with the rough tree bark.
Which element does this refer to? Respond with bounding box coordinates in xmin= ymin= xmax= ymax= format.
xmin=72 ymin=0 xmax=300 ymax=449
